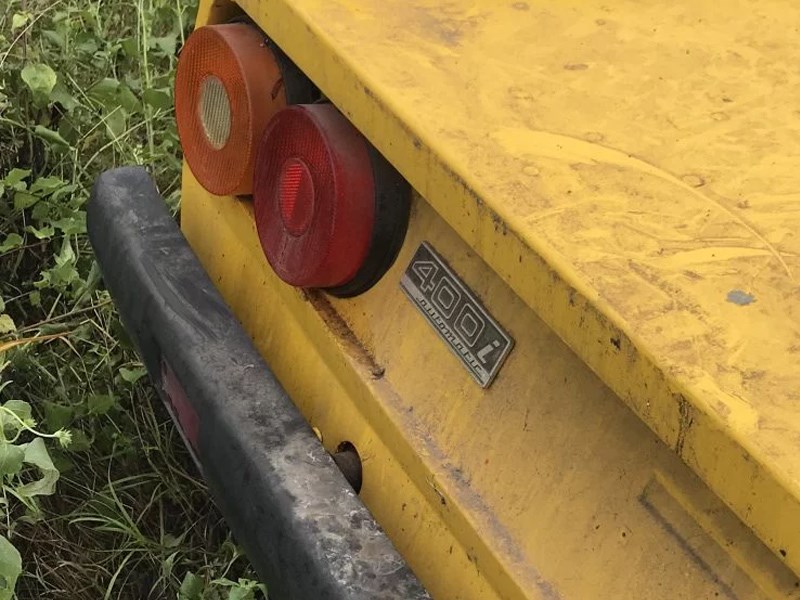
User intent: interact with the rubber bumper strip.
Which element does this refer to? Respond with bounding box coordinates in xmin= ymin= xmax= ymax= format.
xmin=87 ymin=167 xmax=430 ymax=600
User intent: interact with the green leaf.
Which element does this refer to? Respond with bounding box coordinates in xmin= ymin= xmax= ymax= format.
xmin=16 ymin=438 xmax=59 ymax=498
xmin=1 ymin=401 xmax=32 ymax=432
xmin=0 ymin=445 xmax=25 ymax=477
xmin=50 ymin=81 xmax=80 ymax=112
xmin=11 ymin=13 xmax=30 ymax=32
xmin=34 ymin=125 xmax=70 ymax=149
xmin=104 ymin=108 xmax=127 ymax=139
xmin=0 ymin=297 xmax=4 ymax=313
xmin=31 ymin=202 xmax=51 ymax=222
xmin=25 ymin=224 xmax=54 ymax=240
xmin=228 ymin=585 xmax=256 ymax=600
xmin=13 ymin=191 xmax=38 ymax=210
xmin=143 ymin=88 xmax=172 ymax=110
xmin=29 ymin=176 xmax=64 ymax=195
xmin=0 ymin=316 xmax=15 ymax=336
xmin=0 ymin=535 xmax=22 ymax=600
xmin=118 ymin=85 xmax=141 ymax=113
xmin=43 ymin=402 xmax=73 ymax=432
xmin=119 ymin=367 xmax=146 ymax=384
xmin=120 ymin=37 xmax=138 ymax=58
xmin=179 ymin=572 xmax=204 ymax=600
xmin=2 ymin=169 xmax=30 ymax=187
xmin=0 ymin=234 xmax=23 ymax=254
xmin=21 ymin=64 xmax=57 ymax=99
xmin=87 ymin=78 xmax=120 ymax=108
xmin=150 ymin=35 xmax=177 ymax=56
xmin=74 ymin=32 xmax=99 ymax=56
xmin=51 ymin=214 xmax=86 ymax=235
xmin=87 ymin=394 xmax=116 ymax=416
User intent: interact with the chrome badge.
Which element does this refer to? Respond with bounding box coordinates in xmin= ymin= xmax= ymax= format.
xmin=400 ymin=242 xmax=514 ymax=388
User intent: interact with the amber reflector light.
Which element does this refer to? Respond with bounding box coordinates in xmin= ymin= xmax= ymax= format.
xmin=175 ymin=23 xmax=285 ymax=196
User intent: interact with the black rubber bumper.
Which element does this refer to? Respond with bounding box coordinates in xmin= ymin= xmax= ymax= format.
xmin=87 ymin=167 xmax=430 ymax=600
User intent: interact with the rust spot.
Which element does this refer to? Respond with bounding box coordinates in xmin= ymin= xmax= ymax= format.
xmin=512 ymin=1 xmax=530 ymax=9
xmin=674 ymin=393 xmax=694 ymax=457
xmin=304 ymin=290 xmax=384 ymax=375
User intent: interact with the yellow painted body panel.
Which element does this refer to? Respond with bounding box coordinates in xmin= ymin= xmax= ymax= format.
xmin=185 ymin=0 xmax=800 ymax=596
xmin=183 ymin=175 xmax=797 ymax=598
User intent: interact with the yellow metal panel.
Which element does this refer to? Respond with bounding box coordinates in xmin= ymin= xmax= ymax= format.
xmin=182 ymin=170 xmax=797 ymax=598
xmin=223 ymin=0 xmax=800 ymax=575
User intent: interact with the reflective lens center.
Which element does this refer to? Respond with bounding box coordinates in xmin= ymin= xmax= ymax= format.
xmin=199 ymin=75 xmax=231 ymax=149
xmin=278 ymin=158 xmax=315 ymax=237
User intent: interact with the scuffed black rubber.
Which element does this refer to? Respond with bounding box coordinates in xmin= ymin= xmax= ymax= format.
xmin=87 ymin=167 xmax=430 ymax=600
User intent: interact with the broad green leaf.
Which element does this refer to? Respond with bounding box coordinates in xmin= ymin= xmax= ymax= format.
xmin=0 ymin=234 xmax=22 ymax=253
xmin=11 ymin=13 xmax=30 ymax=32
xmin=0 ymin=297 xmax=4 ymax=313
xmin=34 ymin=125 xmax=70 ymax=149
xmin=43 ymin=402 xmax=73 ymax=432
xmin=74 ymin=32 xmax=99 ymax=56
xmin=120 ymin=37 xmax=138 ymax=58
xmin=1 ymin=401 xmax=32 ymax=432
xmin=228 ymin=584 xmax=257 ymax=600
xmin=2 ymin=169 xmax=29 ymax=187
xmin=25 ymin=224 xmax=54 ymax=240
xmin=87 ymin=77 xmax=120 ymax=110
xmin=41 ymin=29 xmax=65 ymax=50
xmin=21 ymin=64 xmax=57 ymax=99
xmin=88 ymin=394 xmax=116 ymax=416
xmin=16 ymin=438 xmax=59 ymax=498
xmin=150 ymin=35 xmax=177 ymax=56
xmin=13 ymin=191 xmax=38 ymax=210
xmin=0 ymin=445 xmax=25 ymax=477
xmin=179 ymin=572 xmax=204 ymax=600
xmin=29 ymin=176 xmax=64 ymax=195
xmin=119 ymin=367 xmax=146 ymax=384
xmin=50 ymin=81 xmax=79 ymax=112
xmin=30 ymin=201 xmax=51 ymax=222
xmin=0 ymin=316 xmax=15 ymax=336
xmin=51 ymin=214 xmax=86 ymax=235
xmin=104 ymin=108 xmax=127 ymax=139
xmin=28 ymin=291 xmax=40 ymax=308
xmin=143 ymin=88 xmax=172 ymax=110
xmin=0 ymin=535 xmax=21 ymax=600
xmin=118 ymin=85 xmax=141 ymax=113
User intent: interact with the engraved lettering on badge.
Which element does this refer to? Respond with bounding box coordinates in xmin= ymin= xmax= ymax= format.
xmin=400 ymin=242 xmax=514 ymax=388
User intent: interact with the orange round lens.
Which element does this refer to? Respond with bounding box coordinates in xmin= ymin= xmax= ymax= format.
xmin=175 ymin=24 xmax=285 ymax=196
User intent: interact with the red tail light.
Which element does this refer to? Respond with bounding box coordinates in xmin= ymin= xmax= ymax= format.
xmin=175 ymin=24 xmax=318 ymax=196
xmin=253 ymin=104 xmax=410 ymax=296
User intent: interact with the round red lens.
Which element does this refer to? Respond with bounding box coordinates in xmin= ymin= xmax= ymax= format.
xmin=253 ymin=104 xmax=375 ymax=289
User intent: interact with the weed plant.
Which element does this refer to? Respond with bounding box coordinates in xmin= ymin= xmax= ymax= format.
xmin=0 ymin=1 xmax=263 ymax=598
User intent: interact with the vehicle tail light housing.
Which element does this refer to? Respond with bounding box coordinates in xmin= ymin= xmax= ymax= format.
xmin=175 ymin=23 xmax=316 ymax=196
xmin=253 ymin=104 xmax=410 ymax=297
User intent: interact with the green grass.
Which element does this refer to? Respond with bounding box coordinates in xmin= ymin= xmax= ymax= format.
xmin=0 ymin=1 xmax=264 ymax=598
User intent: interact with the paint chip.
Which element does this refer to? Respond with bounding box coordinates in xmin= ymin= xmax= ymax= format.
xmin=727 ymin=290 xmax=755 ymax=306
